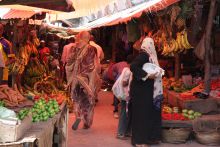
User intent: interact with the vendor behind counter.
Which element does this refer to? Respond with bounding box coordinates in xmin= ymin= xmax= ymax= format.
xmin=0 ymin=23 xmax=15 ymax=86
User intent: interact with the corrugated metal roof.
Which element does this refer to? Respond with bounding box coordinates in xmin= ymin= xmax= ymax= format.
xmin=2 ymin=9 xmax=36 ymax=19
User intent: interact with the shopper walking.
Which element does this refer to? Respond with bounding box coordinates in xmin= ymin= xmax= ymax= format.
xmin=130 ymin=37 xmax=163 ymax=147
xmin=66 ymin=31 xmax=99 ymax=130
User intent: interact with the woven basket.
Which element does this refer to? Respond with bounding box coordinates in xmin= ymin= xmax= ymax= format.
xmin=195 ymin=129 xmax=220 ymax=146
xmin=162 ymin=128 xmax=192 ymax=144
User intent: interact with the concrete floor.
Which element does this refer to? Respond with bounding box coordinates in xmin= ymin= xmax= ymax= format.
xmin=67 ymin=91 xmax=209 ymax=147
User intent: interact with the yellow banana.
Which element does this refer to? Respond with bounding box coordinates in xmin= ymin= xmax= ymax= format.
xmin=162 ymin=44 xmax=169 ymax=56
xmin=169 ymin=39 xmax=176 ymax=52
xmin=176 ymin=33 xmax=184 ymax=52
xmin=181 ymin=31 xmax=189 ymax=50
xmin=183 ymin=30 xmax=193 ymax=49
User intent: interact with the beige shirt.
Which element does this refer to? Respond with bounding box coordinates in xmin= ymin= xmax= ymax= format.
xmin=61 ymin=43 xmax=75 ymax=64
xmin=89 ymin=41 xmax=104 ymax=63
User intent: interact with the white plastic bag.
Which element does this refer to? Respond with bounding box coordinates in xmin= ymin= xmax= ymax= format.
xmin=142 ymin=63 xmax=164 ymax=81
xmin=112 ymin=68 xmax=131 ymax=100
xmin=0 ymin=106 xmax=16 ymax=119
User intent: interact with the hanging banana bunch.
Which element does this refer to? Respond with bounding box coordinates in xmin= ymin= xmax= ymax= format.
xmin=181 ymin=29 xmax=193 ymax=50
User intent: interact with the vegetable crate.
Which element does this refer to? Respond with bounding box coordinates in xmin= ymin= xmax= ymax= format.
xmin=0 ymin=114 xmax=32 ymax=143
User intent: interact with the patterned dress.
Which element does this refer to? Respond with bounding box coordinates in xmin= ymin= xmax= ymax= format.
xmin=66 ymin=44 xmax=99 ymax=127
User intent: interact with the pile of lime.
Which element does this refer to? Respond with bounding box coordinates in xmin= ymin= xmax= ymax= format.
xmin=17 ymin=108 xmax=30 ymax=120
xmin=32 ymin=99 xmax=59 ymax=122
xmin=182 ymin=109 xmax=202 ymax=120
xmin=0 ymin=101 xmax=4 ymax=107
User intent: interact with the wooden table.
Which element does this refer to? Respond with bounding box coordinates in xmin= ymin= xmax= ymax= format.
xmin=167 ymin=90 xmax=218 ymax=114
xmin=0 ymin=103 xmax=69 ymax=147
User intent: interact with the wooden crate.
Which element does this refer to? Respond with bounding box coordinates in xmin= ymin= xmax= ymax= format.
xmin=0 ymin=115 xmax=32 ymax=143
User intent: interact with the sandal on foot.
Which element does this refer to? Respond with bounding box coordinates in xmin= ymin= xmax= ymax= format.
xmin=72 ymin=119 xmax=81 ymax=130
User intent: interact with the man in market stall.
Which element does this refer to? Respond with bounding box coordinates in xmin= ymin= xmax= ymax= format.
xmin=39 ymin=40 xmax=51 ymax=65
xmin=0 ymin=23 xmax=15 ymax=86
xmin=66 ymin=31 xmax=100 ymax=130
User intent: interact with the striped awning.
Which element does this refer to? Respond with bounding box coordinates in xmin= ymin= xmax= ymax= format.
xmin=2 ymin=9 xmax=36 ymax=19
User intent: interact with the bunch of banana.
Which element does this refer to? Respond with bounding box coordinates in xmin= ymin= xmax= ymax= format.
xmin=176 ymin=32 xmax=185 ymax=52
xmin=162 ymin=43 xmax=170 ymax=56
xmin=161 ymin=39 xmax=177 ymax=56
xmin=181 ymin=30 xmax=193 ymax=50
xmin=175 ymin=30 xmax=193 ymax=52
xmin=169 ymin=39 xmax=179 ymax=52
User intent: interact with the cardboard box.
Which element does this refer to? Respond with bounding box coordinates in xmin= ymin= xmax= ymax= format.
xmin=0 ymin=115 xmax=32 ymax=143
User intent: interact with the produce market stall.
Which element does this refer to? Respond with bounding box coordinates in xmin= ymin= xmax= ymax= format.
xmin=0 ymin=102 xmax=68 ymax=147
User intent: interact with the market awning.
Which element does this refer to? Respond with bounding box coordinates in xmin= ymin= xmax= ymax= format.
xmin=2 ymin=9 xmax=36 ymax=19
xmin=75 ymin=0 xmax=179 ymax=29
xmin=0 ymin=0 xmax=75 ymax=12
xmin=0 ymin=0 xmax=117 ymax=19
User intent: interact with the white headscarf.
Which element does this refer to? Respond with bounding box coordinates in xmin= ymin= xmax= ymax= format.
xmin=141 ymin=37 xmax=163 ymax=110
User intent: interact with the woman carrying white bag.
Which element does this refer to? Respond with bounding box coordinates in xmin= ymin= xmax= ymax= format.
xmin=130 ymin=37 xmax=164 ymax=147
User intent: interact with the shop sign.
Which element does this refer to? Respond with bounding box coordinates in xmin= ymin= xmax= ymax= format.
xmin=29 ymin=19 xmax=42 ymax=25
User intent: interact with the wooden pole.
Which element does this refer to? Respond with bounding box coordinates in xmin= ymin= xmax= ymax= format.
xmin=174 ymin=53 xmax=181 ymax=80
xmin=112 ymin=26 xmax=119 ymax=62
xmin=112 ymin=27 xmax=116 ymax=62
xmin=204 ymin=0 xmax=217 ymax=93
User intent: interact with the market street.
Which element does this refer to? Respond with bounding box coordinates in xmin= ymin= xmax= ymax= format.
xmin=67 ymin=91 xmax=207 ymax=147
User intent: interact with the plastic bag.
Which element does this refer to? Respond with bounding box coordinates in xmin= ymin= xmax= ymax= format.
xmin=112 ymin=68 xmax=131 ymax=100
xmin=142 ymin=63 xmax=164 ymax=81
xmin=0 ymin=106 xmax=16 ymax=119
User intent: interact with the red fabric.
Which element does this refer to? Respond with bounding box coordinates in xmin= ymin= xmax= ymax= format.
xmin=39 ymin=47 xmax=50 ymax=63
xmin=107 ymin=62 xmax=115 ymax=81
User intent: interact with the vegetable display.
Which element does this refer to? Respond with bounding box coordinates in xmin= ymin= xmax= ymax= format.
xmin=0 ymin=85 xmax=26 ymax=107
xmin=0 ymin=101 xmax=4 ymax=107
xmin=182 ymin=109 xmax=202 ymax=120
xmin=31 ymin=99 xmax=59 ymax=122
xmin=162 ymin=105 xmax=202 ymax=121
xmin=17 ymin=108 xmax=30 ymax=120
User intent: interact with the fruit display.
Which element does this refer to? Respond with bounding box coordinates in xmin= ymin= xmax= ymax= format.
xmin=182 ymin=109 xmax=202 ymax=120
xmin=163 ymin=77 xmax=196 ymax=93
xmin=162 ymin=105 xmax=202 ymax=121
xmin=161 ymin=30 xmax=192 ymax=56
xmin=0 ymin=85 xmax=26 ymax=107
xmin=26 ymin=91 xmax=66 ymax=105
xmin=162 ymin=105 xmax=186 ymax=120
xmin=31 ymin=99 xmax=59 ymax=122
xmin=211 ymin=79 xmax=220 ymax=90
xmin=17 ymin=108 xmax=30 ymax=120
xmin=23 ymin=59 xmax=46 ymax=87
xmin=162 ymin=113 xmax=185 ymax=121
xmin=0 ymin=100 xmax=4 ymax=107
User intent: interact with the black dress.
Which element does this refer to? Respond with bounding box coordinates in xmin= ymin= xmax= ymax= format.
xmin=130 ymin=52 xmax=161 ymax=145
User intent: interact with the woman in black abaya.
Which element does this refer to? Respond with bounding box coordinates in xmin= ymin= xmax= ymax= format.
xmin=130 ymin=37 xmax=163 ymax=147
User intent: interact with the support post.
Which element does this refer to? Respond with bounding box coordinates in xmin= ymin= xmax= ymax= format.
xmin=174 ymin=53 xmax=181 ymax=80
xmin=204 ymin=0 xmax=217 ymax=93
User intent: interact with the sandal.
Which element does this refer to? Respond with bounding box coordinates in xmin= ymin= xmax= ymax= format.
xmin=72 ymin=119 xmax=81 ymax=130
